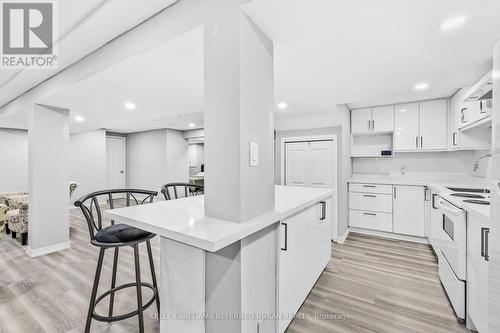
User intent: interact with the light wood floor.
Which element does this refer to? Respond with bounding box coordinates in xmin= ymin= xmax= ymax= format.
xmin=0 ymin=211 xmax=469 ymax=333
xmin=286 ymin=232 xmax=469 ymax=333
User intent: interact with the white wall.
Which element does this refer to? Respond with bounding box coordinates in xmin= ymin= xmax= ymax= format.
xmin=0 ymin=128 xmax=107 ymax=201
xmin=0 ymin=128 xmax=28 ymax=192
xmin=127 ymin=129 xmax=188 ymax=193
xmin=352 ymin=150 xmax=484 ymax=175
xmin=70 ymin=130 xmax=107 ymax=202
xmin=274 ymin=105 xmax=351 ymax=239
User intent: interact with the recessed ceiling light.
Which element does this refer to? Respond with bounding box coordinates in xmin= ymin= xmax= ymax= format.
xmin=75 ymin=116 xmax=85 ymax=122
xmin=439 ymin=16 xmax=466 ymax=31
xmin=124 ymin=102 xmax=136 ymax=110
xmin=414 ymin=83 xmax=429 ymax=91
xmin=189 ymin=123 xmax=196 ymax=128
xmin=278 ymin=102 xmax=288 ymax=110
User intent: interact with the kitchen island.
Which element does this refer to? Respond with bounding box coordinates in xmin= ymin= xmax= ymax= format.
xmin=105 ymin=185 xmax=334 ymax=333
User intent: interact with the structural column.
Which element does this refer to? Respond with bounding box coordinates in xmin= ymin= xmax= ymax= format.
xmin=204 ymin=1 xmax=275 ymax=222
xmin=27 ymin=104 xmax=70 ymax=257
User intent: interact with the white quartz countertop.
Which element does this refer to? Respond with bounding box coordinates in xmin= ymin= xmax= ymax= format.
xmin=104 ymin=185 xmax=333 ymax=252
xmin=349 ymin=175 xmax=493 ymax=220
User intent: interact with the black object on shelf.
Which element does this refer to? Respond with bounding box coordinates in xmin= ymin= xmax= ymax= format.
xmin=381 ymin=150 xmax=392 ymax=156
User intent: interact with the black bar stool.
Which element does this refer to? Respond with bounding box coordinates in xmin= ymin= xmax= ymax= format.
xmin=161 ymin=182 xmax=204 ymax=200
xmin=75 ymin=189 xmax=160 ymax=333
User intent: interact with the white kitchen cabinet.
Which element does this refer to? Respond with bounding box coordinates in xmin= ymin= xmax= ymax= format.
xmin=467 ymin=213 xmax=490 ymax=333
xmin=351 ymin=108 xmax=372 ymax=134
xmin=393 ymin=185 xmax=425 ymax=237
xmin=278 ymin=199 xmax=331 ymax=333
xmin=394 ymin=100 xmax=448 ymax=151
xmin=351 ymin=106 xmax=394 ymax=134
xmin=419 ymin=100 xmax=447 ymax=150
xmin=349 ymin=209 xmax=392 ymax=232
xmin=394 ymin=103 xmax=420 ymax=150
xmin=371 ymin=105 xmax=394 ymax=133
xmin=285 ymin=141 xmax=334 ymax=188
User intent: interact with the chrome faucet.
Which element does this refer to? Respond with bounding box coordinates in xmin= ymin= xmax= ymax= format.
xmin=473 ymin=154 xmax=492 ymax=172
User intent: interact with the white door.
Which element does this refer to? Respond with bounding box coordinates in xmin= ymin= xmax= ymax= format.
xmin=285 ymin=142 xmax=308 ymax=186
xmin=393 ymin=185 xmax=425 ymax=237
xmin=371 ymin=105 xmax=394 ymax=133
xmin=419 ymin=99 xmax=447 ymax=150
xmin=351 ymin=108 xmax=372 ymax=134
xmin=106 ymin=137 xmax=126 ymax=190
xmin=394 ymin=103 xmax=420 ymax=151
xmin=285 ymin=141 xmax=333 ymax=188
xmin=308 ymin=141 xmax=333 ymax=188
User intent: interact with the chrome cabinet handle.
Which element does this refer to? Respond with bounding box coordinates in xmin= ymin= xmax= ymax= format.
xmin=461 ymin=108 xmax=467 ymax=123
xmin=363 ymin=185 xmax=376 ymax=188
xmin=393 ymin=187 xmax=397 ymax=199
xmin=363 ymin=194 xmax=376 ymax=198
xmin=363 ymin=212 xmax=376 ymax=216
xmin=453 ymin=132 xmax=458 ymax=146
xmin=416 ymin=136 xmax=419 ymax=148
xmin=420 ymin=136 xmax=423 ymax=148
xmin=281 ymin=223 xmax=288 ymax=251
xmin=371 ymin=120 xmax=375 ymax=131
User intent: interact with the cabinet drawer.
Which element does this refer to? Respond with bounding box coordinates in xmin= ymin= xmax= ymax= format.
xmin=349 ymin=210 xmax=392 ymax=232
xmin=349 ymin=183 xmax=392 ymax=194
xmin=349 ymin=192 xmax=392 ymax=213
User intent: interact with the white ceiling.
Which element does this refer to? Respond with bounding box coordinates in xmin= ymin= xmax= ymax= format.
xmin=243 ymin=0 xmax=500 ymax=110
xmin=41 ymin=27 xmax=204 ymax=133
xmin=2 ymin=0 xmax=500 ymax=132
xmin=0 ymin=0 xmax=178 ymax=108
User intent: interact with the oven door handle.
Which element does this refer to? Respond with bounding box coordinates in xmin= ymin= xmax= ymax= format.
xmin=437 ymin=198 xmax=462 ymax=216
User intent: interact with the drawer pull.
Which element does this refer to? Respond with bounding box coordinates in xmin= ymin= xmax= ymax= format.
xmin=363 ymin=212 xmax=376 ymax=216
xmin=363 ymin=185 xmax=376 ymax=188
xmin=363 ymin=194 xmax=376 ymax=198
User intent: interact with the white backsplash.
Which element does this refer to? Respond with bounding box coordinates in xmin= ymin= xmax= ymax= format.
xmin=353 ymin=150 xmax=486 ymax=176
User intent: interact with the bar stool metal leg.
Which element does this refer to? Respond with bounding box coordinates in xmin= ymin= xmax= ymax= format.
xmin=134 ymin=244 xmax=145 ymax=333
xmin=146 ymin=240 xmax=160 ymax=315
xmin=108 ymin=247 xmax=119 ymax=321
xmin=85 ymin=248 xmax=106 ymax=333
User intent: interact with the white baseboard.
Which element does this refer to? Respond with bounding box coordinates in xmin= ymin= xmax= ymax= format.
xmin=349 ymin=227 xmax=429 ymax=244
xmin=26 ymin=241 xmax=71 ymax=258
xmin=333 ymin=229 xmax=349 ymax=244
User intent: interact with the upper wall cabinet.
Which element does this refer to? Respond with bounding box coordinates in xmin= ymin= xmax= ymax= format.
xmin=351 ymin=106 xmax=394 ymax=134
xmin=419 ymin=100 xmax=448 ymax=150
xmin=372 ymin=105 xmax=395 ymax=133
xmin=394 ymin=103 xmax=419 ymax=151
xmin=351 ymin=108 xmax=372 ymax=134
xmin=394 ymin=99 xmax=447 ymax=151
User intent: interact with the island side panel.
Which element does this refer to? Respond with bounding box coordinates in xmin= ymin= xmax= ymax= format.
xmin=160 ymin=237 xmax=205 ymax=333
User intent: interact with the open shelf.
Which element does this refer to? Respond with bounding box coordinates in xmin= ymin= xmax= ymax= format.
xmin=459 ymin=116 xmax=492 ymax=132
xmin=350 ymin=133 xmax=393 ymax=158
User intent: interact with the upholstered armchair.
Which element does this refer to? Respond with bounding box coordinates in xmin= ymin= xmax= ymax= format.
xmin=5 ymin=200 xmax=29 ymax=245
xmin=0 ymin=203 xmax=7 ymax=239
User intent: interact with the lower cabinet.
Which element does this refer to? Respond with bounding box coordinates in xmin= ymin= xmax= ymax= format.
xmin=348 ymin=182 xmax=426 ymax=237
xmin=467 ymin=213 xmax=490 ymax=333
xmin=393 ymin=185 xmax=425 ymax=237
xmin=278 ymin=199 xmax=331 ymax=333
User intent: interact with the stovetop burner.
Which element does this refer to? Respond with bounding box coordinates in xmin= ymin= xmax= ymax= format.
xmin=463 ymin=199 xmax=490 ymax=205
xmin=450 ymin=193 xmax=485 ymax=199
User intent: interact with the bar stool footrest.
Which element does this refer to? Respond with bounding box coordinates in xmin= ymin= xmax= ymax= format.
xmin=92 ymin=282 xmax=157 ymax=323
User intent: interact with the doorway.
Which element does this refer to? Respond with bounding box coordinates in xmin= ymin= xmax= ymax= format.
xmin=106 ymin=136 xmax=126 ymax=191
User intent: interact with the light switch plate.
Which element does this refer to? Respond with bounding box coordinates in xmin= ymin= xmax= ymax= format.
xmin=249 ymin=142 xmax=259 ymax=166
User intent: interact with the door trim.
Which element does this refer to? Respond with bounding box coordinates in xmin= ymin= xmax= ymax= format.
xmin=280 ymin=134 xmax=338 ymax=240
